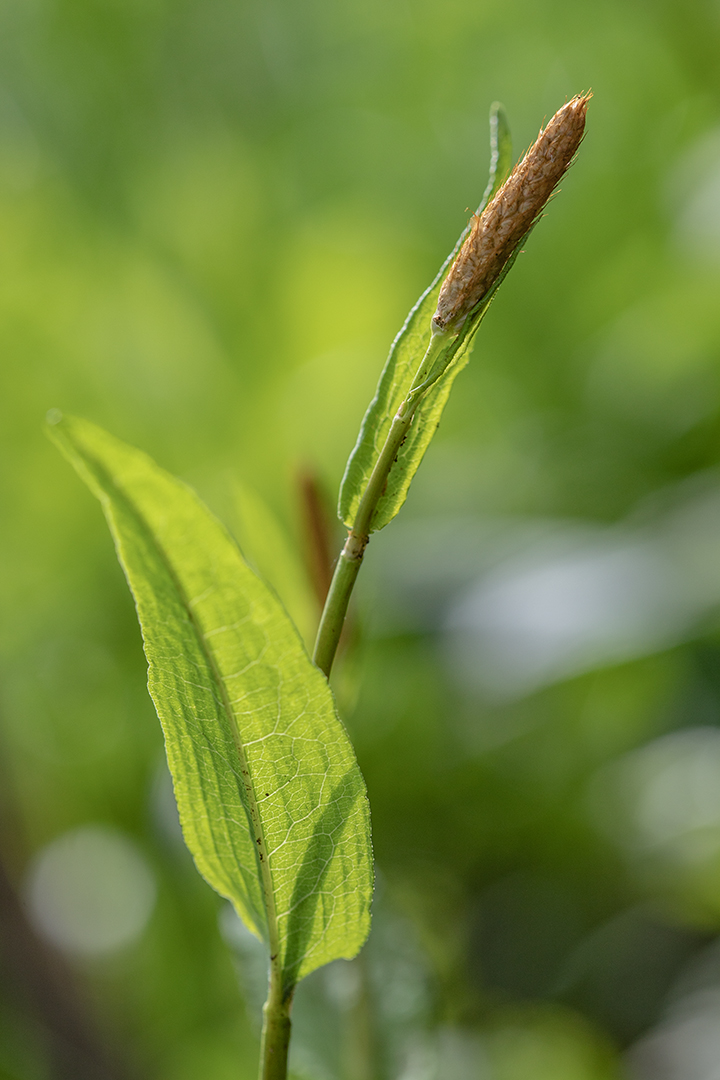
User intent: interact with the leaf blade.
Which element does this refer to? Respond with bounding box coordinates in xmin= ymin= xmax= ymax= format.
xmin=49 ymin=414 xmax=373 ymax=986
xmin=232 ymin=479 xmax=317 ymax=650
xmin=338 ymin=102 xmax=513 ymax=532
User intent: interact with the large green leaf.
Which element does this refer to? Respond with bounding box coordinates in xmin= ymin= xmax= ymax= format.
xmin=338 ymin=103 xmax=512 ymax=533
xmin=48 ymin=414 xmax=373 ymax=988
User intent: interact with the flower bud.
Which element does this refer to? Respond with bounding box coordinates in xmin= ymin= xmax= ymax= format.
xmin=433 ymin=93 xmax=590 ymax=332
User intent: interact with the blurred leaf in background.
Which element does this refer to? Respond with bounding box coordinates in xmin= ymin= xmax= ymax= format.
xmin=3 ymin=1 xmax=720 ymax=1078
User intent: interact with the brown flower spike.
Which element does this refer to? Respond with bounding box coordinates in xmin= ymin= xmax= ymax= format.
xmin=433 ymin=93 xmax=591 ymax=332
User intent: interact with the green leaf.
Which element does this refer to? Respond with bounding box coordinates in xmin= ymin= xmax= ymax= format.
xmin=48 ymin=414 xmax=373 ymax=989
xmin=482 ymin=102 xmax=513 ymax=209
xmin=232 ymin=479 xmax=317 ymax=651
xmin=338 ymin=102 xmax=512 ymax=533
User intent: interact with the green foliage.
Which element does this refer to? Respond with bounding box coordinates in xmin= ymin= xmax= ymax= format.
xmin=338 ymin=103 xmax=513 ymax=533
xmin=4 ymin=1 xmax=720 ymax=1075
xmin=48 ymin=414 xmax=372 ymax=989
xmin=232 ymin=480 xmax=317 ymax=651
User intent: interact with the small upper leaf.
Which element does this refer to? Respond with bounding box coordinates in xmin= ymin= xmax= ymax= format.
xmin=338 ymin=103 xmax=512 ymax=533
xmin=49 ymin=414 xmax=373 ymax=988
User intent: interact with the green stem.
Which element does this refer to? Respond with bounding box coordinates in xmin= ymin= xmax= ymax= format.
xmin=257 ymin=331 xmax=455 ymax=1079
xmin=312 ymin=539 xmax=364 ymax=678
xmin=313 ymin=327 xmax=454 ymax=678
xmin=259 ymin=962 xmax=293 ymax=1080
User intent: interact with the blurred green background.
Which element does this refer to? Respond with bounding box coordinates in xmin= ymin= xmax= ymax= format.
xmin=3 ymin=1 xmax=720 ymax=1078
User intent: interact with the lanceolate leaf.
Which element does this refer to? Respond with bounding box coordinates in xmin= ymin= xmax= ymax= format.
xmin=48 ymin=415 xmax=373 ymax=988
xmin=338 ymin=103 xmax=512 ymax=532
xmin=232 ymin=479 xmax=317 ymax=651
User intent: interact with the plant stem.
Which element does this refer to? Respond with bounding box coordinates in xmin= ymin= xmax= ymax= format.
xmin=259 ymin=962 xmax=293 ymax=1080
xmin=313 ymin=329 xmax=453 ymax=678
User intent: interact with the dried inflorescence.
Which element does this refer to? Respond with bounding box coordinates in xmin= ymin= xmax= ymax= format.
xmin=433 ymin=93 xmax=591 ymax=332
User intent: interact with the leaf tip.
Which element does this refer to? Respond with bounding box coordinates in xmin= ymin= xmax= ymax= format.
xmin=489 ymin=100 xmax=508 ymax=126
xmin=46 ymin=408 xmax=63 ymax=427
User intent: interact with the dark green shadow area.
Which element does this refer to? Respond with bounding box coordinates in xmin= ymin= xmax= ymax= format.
xmin=281 ymin=766 xmax=367 ymax=989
